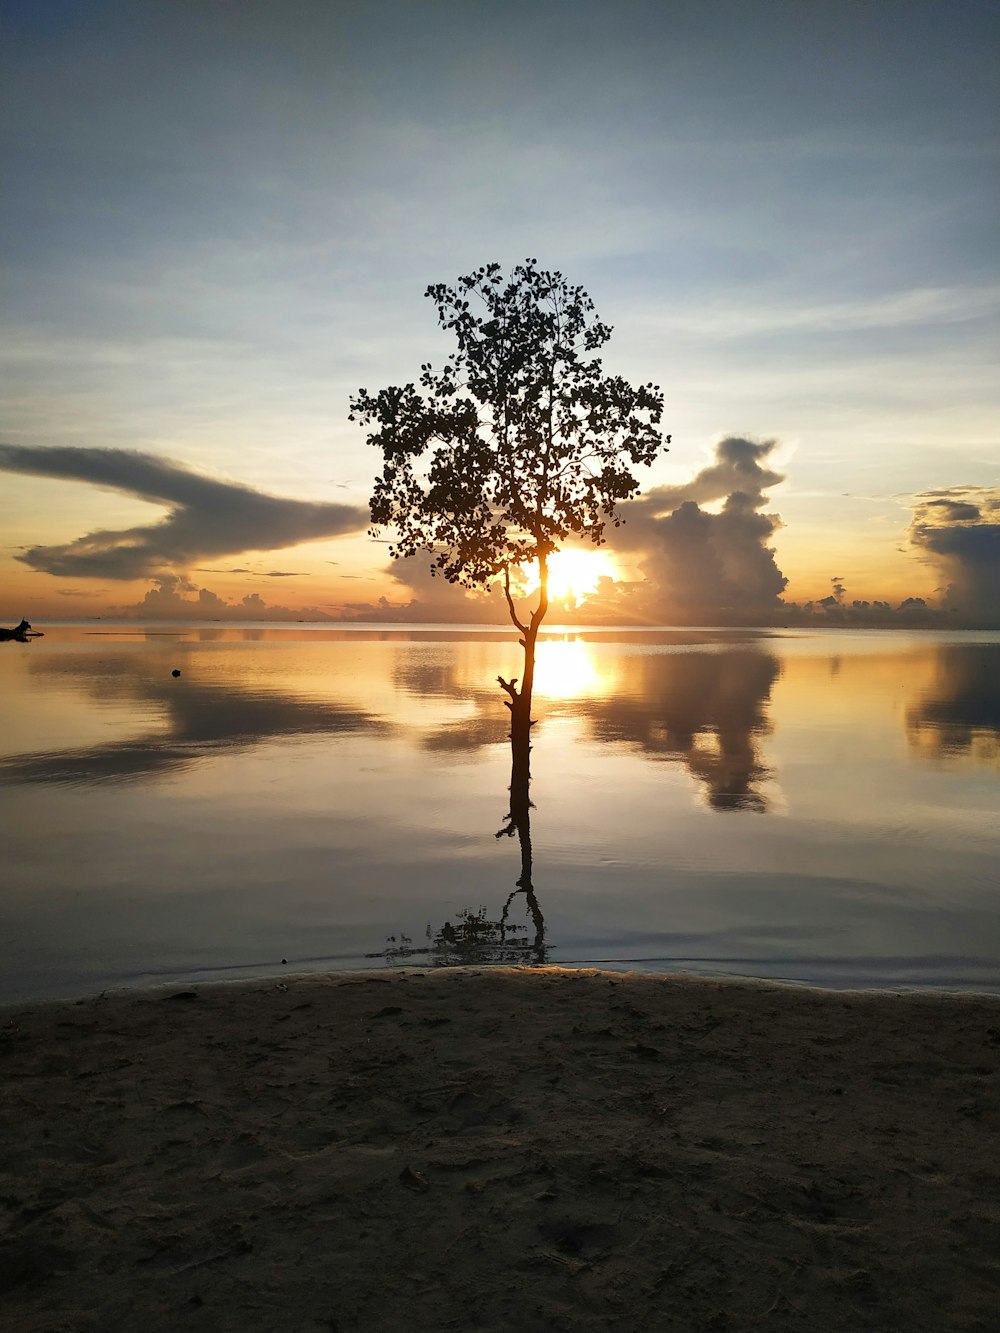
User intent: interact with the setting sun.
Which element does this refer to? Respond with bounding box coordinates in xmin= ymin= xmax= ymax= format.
xmin=522 ymin=549 xmax=617 ymax=604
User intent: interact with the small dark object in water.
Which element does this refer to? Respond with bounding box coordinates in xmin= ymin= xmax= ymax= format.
xmin=281 ymin=958 xmax=287 ymax=965
xmin=1 ymin=618 xmax=43 ymax=643
xmin=171 ymin=668 xmax=181 ymax=677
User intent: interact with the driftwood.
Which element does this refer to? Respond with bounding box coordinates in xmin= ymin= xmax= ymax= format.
xmin=0 ymin=618 xmax=43 ymax=642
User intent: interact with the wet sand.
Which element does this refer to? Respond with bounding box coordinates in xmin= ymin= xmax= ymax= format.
xmin=2 ymin=967 xmax=998 ymax=1331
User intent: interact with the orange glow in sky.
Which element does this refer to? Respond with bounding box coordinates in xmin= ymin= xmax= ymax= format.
xmin=520 ymin=549 xmax=618 ymax=604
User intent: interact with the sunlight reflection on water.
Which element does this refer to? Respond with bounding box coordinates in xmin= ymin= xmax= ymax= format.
xmin=1 ymin=623 xmax=998 ymax=999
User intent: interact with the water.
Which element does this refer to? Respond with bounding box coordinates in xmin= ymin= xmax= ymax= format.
xmin=1 ymin=623 xmax=997 ymax=1000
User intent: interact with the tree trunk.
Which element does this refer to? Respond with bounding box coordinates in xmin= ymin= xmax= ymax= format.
xmin=498 ymin=553 xmax=548 ymax=803
xmin=509 ymin=619 xmax=536 ymax=794
xmin=496 ymin=553 xmax=548 ymax=964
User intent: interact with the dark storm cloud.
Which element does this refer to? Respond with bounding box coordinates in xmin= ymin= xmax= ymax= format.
xmin=612 ymin=437 xmax=788 ymax=622
xmin=909 ymin=487 xmax=1000 ymax=627
xmin=0 ymin=444 xmax=368 ymax=579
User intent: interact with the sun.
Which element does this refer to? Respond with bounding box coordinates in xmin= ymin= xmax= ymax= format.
xmin=521 ymin=548 xmax=617 ymax=604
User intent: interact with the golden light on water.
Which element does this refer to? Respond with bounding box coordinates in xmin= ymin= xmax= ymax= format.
xmin=531 ymin=639 xmax=607 ymax=698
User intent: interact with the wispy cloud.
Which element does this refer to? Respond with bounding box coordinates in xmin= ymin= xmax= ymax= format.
xmin=194 ymin=567 xmax=307 ymax=578
xmin=633 ymin=285 xmax=1000 ymax=342
xmin=0 ymin=444 xmax=368 ymax=579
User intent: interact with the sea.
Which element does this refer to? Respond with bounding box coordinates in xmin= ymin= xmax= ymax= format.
xmin=1 ymin=622 xmax=998 ymax=1001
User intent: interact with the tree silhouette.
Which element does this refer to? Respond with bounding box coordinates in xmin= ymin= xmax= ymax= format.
xmin=351 ymin=259 xmax=667 ymax=775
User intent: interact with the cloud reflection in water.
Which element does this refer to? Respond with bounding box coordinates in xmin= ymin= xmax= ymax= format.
xmin=394 ymin=639 xmax=780 ymax=812
xmin=906 ymin=644 xmax=1000 ymax=766
xmin=0 ymin=650 xmax=387 ymax=785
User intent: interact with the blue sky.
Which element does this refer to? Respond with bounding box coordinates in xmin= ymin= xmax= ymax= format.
xmin=2 ymin=0 xmax=997 ymax=621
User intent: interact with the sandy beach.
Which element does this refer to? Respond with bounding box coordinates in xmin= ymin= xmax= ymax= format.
xmin=2 ymin=967 xmax=998 ymax=1331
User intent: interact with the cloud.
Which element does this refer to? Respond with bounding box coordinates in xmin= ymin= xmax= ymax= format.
xmin=0 ymin=444 xmax=368 ymax=579
xmin=341 ymin=556 xmax=508 ymax=623
xmin=909 ymin=486 xmax=1000 ymax=627
xmin=111 ymin=575 xmax=338 ymax=622
xmin=609 ymin=437 xmax=788 ymax=622
xmin=342 ymin=437 xmax=790 ymax=627
xmin=636 ymin=284 xmax=1000 ymax=342
xmin=629 ymin=435 xmax=784 ymax=514
xmin=919 ymin=500 xmax=981 ymax=523
xmin=194 ymin=567 xmax=307 ymax=577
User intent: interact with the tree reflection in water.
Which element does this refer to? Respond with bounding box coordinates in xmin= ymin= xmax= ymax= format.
xmin=372 ymin=757 xmax=548 ymax=968
xmin=373 ymin=646 xmax=785 ymax=967
xmin=491 ymin=758 xmax=546 ymax=963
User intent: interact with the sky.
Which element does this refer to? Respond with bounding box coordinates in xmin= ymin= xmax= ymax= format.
xmin=1 ymin=0 xmax=998 ymax=625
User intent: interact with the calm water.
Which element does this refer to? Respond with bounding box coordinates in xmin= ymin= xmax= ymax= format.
xmin=1 ymin=623 xmax=998 ymax=1001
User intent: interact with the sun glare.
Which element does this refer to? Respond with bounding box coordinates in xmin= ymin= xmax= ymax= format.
xmin=521 ymin=549 xmax=617 ymax=604
xmin=532 ymin=640 xmax=604 ymax=699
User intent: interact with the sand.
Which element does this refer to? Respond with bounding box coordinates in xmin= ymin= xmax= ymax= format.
xmin=1 ymin=967 xmax=998 ymax=1331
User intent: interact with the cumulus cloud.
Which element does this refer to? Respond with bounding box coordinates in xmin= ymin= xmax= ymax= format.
xmin=632 ymin=435 xmax=785 ymax=513
xmin=909 ymin=486 xmax=1000 ymax=627
xmin=346 ymin=437 xmax=790 ymax=626
xmin=611 ymin=437 xmax=788 ymax=622
xmin=0 ymin=444 xmax=368 ymax=579
xmin=110 ymin=575 xmax=339 ymax=622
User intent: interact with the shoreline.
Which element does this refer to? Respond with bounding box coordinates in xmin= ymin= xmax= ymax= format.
xmin=3 ymin=966 xmax=998 ymax=1330
xmin=9 ymin=957 xmax=1000 ymax=1011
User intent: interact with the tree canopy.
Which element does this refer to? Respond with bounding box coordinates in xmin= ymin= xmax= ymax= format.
xmin=350 ymin=260 xmax=668 ymax=595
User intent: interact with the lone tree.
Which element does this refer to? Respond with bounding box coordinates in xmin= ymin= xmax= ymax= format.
xmin=350 ymin=259 xmax=667 ymax=786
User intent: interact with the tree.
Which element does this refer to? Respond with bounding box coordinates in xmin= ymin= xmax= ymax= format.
xmin=350 ymin=259 xmax=668 ymax=780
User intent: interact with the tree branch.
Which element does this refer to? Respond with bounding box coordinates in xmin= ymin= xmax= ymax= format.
xmin=502 ymin=566 xmax=528 ymax=634
xmin=497 ymin=674 xmax=520 ymax=710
